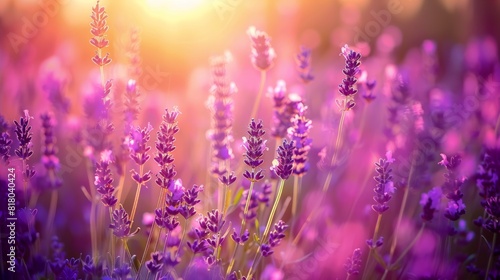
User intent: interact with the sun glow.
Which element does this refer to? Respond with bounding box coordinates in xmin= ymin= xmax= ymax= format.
xmin=146 ymin=0 xmax=206 ymax=12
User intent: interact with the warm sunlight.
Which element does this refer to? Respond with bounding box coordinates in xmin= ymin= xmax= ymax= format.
xmin=146 ymin=0 xmax=207 ymax=12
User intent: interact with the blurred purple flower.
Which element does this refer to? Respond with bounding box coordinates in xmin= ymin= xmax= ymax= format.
xmin=288 ymin=104 xmax=312 ymax=176
xmin=247 ymin=26 xmax=276 ymax=71
xmin=344 ymin=248 xmax=362 ymax=276
xmin=420 ymin=187 xmax=442 ymax=221
xmin=296 ymin=46 xmax=314 ymax=83
xmin=372 ymin=151 xmax=395 ymax=214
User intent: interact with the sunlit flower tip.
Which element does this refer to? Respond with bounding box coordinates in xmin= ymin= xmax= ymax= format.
xmin=126 ymin=79 xmax=137 ymax=93
xmin=100 ymin=149 xmax=113 ymax=163
xmin=247 ymin=26 xmax=276 ymax=71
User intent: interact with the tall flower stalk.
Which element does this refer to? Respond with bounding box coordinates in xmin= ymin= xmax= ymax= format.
xmin=247 ymin=139 xmax=294 ymax=279
xmin=226 ymin=119 xmax=266 ymax=276
xmin=247 ymin=26 xmax=275 ymax=119
xmin=14 ymin=110 xmax=36 ymax=202
xmin=139 ymin=108 xmax=180 ymax=273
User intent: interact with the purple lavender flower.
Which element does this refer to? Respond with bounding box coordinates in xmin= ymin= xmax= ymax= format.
xmin=242 ymin=119 xmax=267 ymax=182
xmin=14 ymin=110 xmax=34 ymax=160
xmin=337 ymin=44 xmax=361 ymax=111
xmin=438 ymin=153 xmax=466 ymax=222
xmin=258 ymin=181 xmax=272 ymax=206
xmin=296 ymin=46 xmax=314 ymax=83
xmin=155 ymin=208 xmax=180 ymax=231
xmin=420 ymin=187 xmax=442 ymax=221
xmin=371 ymin=151 xmax=395 ymax=214
xmin=261 ymin=220 xmax=288 ymax=257
xmin=41 ymin=72 xmax=70 ymax=113
xmin=359 ymin=71 xmax=377 ymax=103
xmin=14 ymin=110 xmax=36 ymax=181
xmin=240 ymin=187 xmax=260 ymax=221
xmin=288 ymin=104 xmax=312 ymax=176
xmin=269 ymin=81 xmax=304 ymax=139
xmin=344 ymin=248 xmax=362 ymax=276
xmin=94 ymin=150 xmax=117 ymax=207
xmin=123 ymin=79 xmax=140 ymax=129
xmin=146 ymin=251 xmax=164 ymax=274
xmin=90 ymin=0 xmax=111 ymax=67
xmin=272 ymin=139 xmax=295 ymax=180
xmin=0 ymin=115 xmax=12 ymax=164
xmin=231 ymin=228 xmax=249 ymax=244
xmin=155 ymin=108 xmax=180 ymax=189
xmin=40 ymin=112 xmax=62 ymax=189
xmin=207 ymin=53 xmax=235 ymax=176
xmin=247 ymin=26 xmax=276 ymax=71
xmin=82 ymin=255 xmax=103 ymax=277
xmin=110 ymin=204 xmax=137 ymax=238
xmin=180 ymin=184 xmax=204 ymax=219
xmin=112 ymin=256 xmax=131 ymax=279
xmin=128 ymin=123 xmax=153 ymax=186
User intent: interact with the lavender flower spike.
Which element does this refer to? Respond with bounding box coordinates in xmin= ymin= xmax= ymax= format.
xmin=296 ymin=46 xmax=314 ymax=83
xmin=247 ymin=26 xmax=276 ymax=71
xmin=110 ymin=204 xmax=139 ymax=238
xmin=95 ymin=150 xmax=117 ymax=207
xmin=288 ymin=104 xmax=312 ymax=177
xmin=345 ymin=248 xmax=362 ymax=276
xmin=242 ymin=119 xmax=267 ymax=182
xmin=420 ymin=187 xmax=442 ymax=221
xmin=0 ymin=115 xmax=12 ymax=164
xmin=372 ymin=151 xmax=395 ymax=214
xmin=90 ymin=0 xmax=111 ymax=67
xmin=337 ymin=44 xmax=361 ymax=111
xmin=272 ymin=139 xmax=295 ymax=180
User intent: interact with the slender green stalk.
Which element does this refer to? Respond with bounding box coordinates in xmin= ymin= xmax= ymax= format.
xmin=247 ymin=178 xmax=286 ymax=278
xmin=380 ymin=164 xmax=414 ymax=279
xmin=293 ymin=106 xmax=347 ymax=246
xmin=226 ymin=175 xmax=256 ymax=276
xmin=250 ymin=70 xmax=266 ymax=119
xmin=129 ymin=165 xmax=144 ymax=227
xmin=362 ymin=214 xmax=382 ymax=280
xmin=291 ymin=175 xmax=301 ymax=234
xmin=485 ymin=233 xmax=497 ymax=280
xmin=389 ymin=223 xmax=425 ymax=269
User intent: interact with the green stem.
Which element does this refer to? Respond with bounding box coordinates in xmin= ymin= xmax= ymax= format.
xmin=291 ymin=175 xmax=301 ymax=235
xmin=226 ymin=176 xmax=256 ymax=276
xmin=362 ymin=214 xmax=382 ymax=280
xmin=109 ymin=208 xmax=115 ymax=270
xmin=390 ymin=223 xmax=425 ymax=269
xmin=293 ymin=107 xmax=347 ymax=246
xmin=381 ymin=164 xmax=414 ymax=280
xmin=247 ymin=178 xmax=286 ymax=279
xmin=485 ymin=233 xmax=497 ymax=280
xmin=250 ymin=70 xmax=266 ymax=119
xmin=130 ymin=165 xmax=144 ymax=227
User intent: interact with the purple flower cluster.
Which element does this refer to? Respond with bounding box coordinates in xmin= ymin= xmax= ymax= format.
xmin=475 ymin=149 xmax=500 ymax=233
xmin=420 ymin=187 xmax=443 ymax=221
xmin=40 ymin=112 xmax=62 ymax=190
xmin=128 ymin=123 xmax=153 ymax=186
xmin=261 ymin=220 xmax=288 ymax=257
xmin=155 ymin=108 xmax=180 ymax=189
xmin=247 ymin=26 xmax=276 ymax=71
xmin=187 ymin=209 xmax=226 ymax=260
xmin=0 ymin=115 xmax=12 ymax=164
xmin=94 ymin=150 xmax=117 ymax=207
xmin=288 ymin=104 xmax=312 ymax=176
xmin=344 ymin=248 xmax=362 ymax=276
xmin=371 ymin=152 xmax=395 ymax=214
xmin=296 ymin=46 xmax=314 ymax=83
xmin=242 ymin=119 xmax=266 ymax=182
xmin=90 ymin=0 xmax=111 ymax=67
xmin=272 ymin=139 xmax=295 ymax=180
xmin=207 ymin=53 xmax=236 ymax=176
xmin=110 ymin=204 xmax=136 ymax=238
xmin=123 ymin=79 xmax=140 ymax=130
xmin=15 ymin=110 xmax=36 ymax=181
xmin=337 ymin=44 xmax=361 ymax=111
xmin=269 ymin=81 xmax=304 ymax=139
xmin=439 ymin=154 xmax=466 ymax=222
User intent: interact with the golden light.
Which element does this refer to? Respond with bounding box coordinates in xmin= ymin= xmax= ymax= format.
xmin=145 ymin=0 xmax=207 ymax=12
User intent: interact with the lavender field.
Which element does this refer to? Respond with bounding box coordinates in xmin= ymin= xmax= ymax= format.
xmin=1 ymin=0 xmax=500 ymax=279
